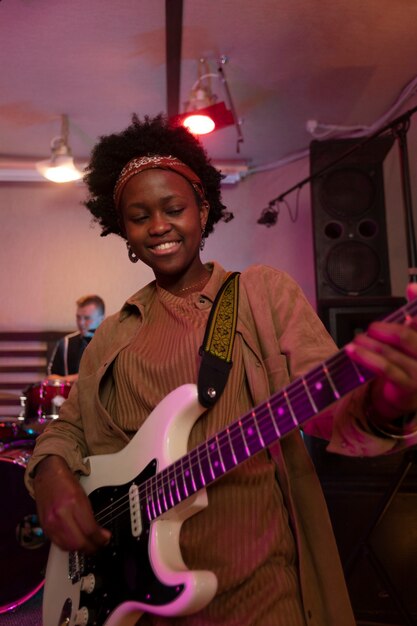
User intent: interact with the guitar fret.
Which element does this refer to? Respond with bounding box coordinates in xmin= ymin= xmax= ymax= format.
xmin=267 ymin=401 xmax=281 ymax=437
xmin=256 ymin=402 xmax=282 ymax=447
xmin=229 ymin=422 xmax=250 ymax=463
xmin=284 ymin=380 xmax=314 ymax=431
xmin=239 ymin=420 xmax=251 ymax=457
xmin=185 ymin=453 xmax=198 ymax=493
xmin=323 ymin=364 xmax=340 ymax=399
xmin=206 ymin=442 xmax=216 ymax=480
xmin=243 ymin=414 xmax=264 ymax=455
xmin=215 ymin=434 xmax=226 ymax=473
xmin=175 ymin=465 xmax=184 ymax=501
xmin=329 ymin=352 xmax=371 ymax=396
xmin=275 ymin=400 xmax=294 ymax=435
xmin=196 ymin=449 xmax=207 ymax=486
xmin=349 ymin=357 xmax=366 ymax=384
xmin=283 ymin=390 xmax=298 ymax=426
xmin=167 ymin=466 xmax=176 ymax=508
xmin=150 ymin=488 xmax=157 ymax=520
xmin=160 ymin=473 xmax=168 ymax=514
xmin=252 ymin=409 xmax=265 ymax=447
xmin=145 ymin=481 xmax=152 ymax=521
xmin=206 ymin=439 xmax=224 ymax=480
xmin=302 ymin=377 xmax=318 ymax=413
xmin=190 ymin=463 xmax=198 ymax=493
xmin=300 ymin=364 xmax=341 ymax=417
xmin=180 ymin=458 xmax=189 ymax=499
xmin=160 ymin=475 xmax=169 ymax=512
xmin=155 ymin=474 xmax=164 ymax=515
xmin=169 ymin=465 xmax=181 ymax=506
xmin=227 ymin=427 xmax=238 ymax=465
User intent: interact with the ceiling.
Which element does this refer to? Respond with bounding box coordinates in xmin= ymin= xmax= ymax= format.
xmin=1 ymin=0 xmax=417 ymax=182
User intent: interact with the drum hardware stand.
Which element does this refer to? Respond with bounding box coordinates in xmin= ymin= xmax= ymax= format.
xmin=392 ymin=116 xmax=417 ymax=285
xmin=18 ymin=394 xmax=26 ymax=420
xmin=343 ymin=448 xmax=417 ymax=626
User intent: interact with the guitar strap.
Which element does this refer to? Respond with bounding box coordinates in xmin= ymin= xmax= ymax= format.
xmin=198 ymin=271 xmax=240 ymax=408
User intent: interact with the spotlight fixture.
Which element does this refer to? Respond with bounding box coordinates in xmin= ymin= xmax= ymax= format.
xmin=257 ymin=203 xmax=280 ymax=227
xmin=170 ymin=56 xmax=243 ymax=151
xmin=36 ymin=114 xmax=83 ymax=183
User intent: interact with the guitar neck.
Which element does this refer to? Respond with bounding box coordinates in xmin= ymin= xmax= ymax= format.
xmin=142 ymin=298 xmax=417 ymax=522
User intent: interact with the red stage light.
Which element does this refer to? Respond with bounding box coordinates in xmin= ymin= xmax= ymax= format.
xmin=170 ymin=102 xmax=235 ymax=135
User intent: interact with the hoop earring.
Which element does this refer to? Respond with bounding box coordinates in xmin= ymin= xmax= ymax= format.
xmin=126 ymin=241 xmax=139 ymax=263
xmin=200 ymin=226 xmax=206 ymax=251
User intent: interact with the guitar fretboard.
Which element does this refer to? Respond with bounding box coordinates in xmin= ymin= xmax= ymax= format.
xmin=90 ymin=298 xmax=416 ymax=530
xmin=141 ymin=348 xmax=371 ymax=521
xmin=137 ymin=298 xmax=417 ymax=522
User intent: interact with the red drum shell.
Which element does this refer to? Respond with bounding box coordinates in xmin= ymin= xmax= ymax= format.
xmin=0 ymin=441 xmax=49 ymax=613
xmin=21 ymin=381 xmax=72 ymax=435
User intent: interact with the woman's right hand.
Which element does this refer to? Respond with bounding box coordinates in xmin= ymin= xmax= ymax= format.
xmin=33 ymin=455 xmax=111 ymax=554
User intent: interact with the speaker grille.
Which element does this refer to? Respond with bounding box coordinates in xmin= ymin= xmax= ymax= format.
xmin=326 ymin=241 xmax=381 ymax=295
xmin=319 ymin=167 xmax=376 ymax=219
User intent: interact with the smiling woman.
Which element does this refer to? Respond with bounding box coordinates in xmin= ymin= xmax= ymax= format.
xmin=24 ymin=114 xmax=417 ymax=626
xmin=82 ymin=116 xmax=226 ymax=295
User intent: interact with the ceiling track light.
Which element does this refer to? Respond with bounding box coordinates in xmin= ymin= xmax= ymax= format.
xmin=170 ymin=56 xmax=244 ymax=152
xmin=36 ymin=114 xmax=83 ymax=183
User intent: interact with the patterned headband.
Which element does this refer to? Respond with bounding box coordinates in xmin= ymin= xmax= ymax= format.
xmin=113 ymin=155 xmax=205 ymax=209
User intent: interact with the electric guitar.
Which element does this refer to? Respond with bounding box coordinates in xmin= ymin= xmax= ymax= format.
xmin=43 ymin=298 xmax=417 ymax=626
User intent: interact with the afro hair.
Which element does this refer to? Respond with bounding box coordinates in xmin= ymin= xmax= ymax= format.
xmin=83 ymin=113 xmax=229 ymax=238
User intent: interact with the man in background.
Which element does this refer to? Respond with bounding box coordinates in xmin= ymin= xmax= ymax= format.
xmin=47 ymin=294 xmax=105 ymax=382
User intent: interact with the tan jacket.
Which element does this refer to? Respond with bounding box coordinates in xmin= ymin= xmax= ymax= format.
xmin=26 ymin=262 xmax=417 ymax=626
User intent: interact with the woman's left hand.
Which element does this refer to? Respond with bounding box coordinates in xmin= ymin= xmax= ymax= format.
xmin=346 ymin=283 xmax=417 ymax=422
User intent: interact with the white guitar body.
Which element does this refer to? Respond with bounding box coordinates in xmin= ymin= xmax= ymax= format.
xmin=43 ymin=384 xmax=218 ymax=626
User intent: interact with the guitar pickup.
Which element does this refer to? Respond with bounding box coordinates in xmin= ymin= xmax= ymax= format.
xmin=129 ymin=483 xmax=142 ymax=538
xmin=69 ymin=550 xmax=85 ymax=583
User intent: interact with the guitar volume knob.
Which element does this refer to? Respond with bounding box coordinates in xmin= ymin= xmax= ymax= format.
xmin=80 ymin=573 xmax=96 ymax=594
xmin=74 ymin=606 xmax=89 ymax=626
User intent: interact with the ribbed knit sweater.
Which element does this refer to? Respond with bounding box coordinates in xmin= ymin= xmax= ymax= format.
xmin=108 ymin=285 xmax=306 ymax=625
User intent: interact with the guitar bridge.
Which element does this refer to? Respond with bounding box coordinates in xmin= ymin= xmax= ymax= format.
xmin=129 ymin=483 xmax=142 ymax=538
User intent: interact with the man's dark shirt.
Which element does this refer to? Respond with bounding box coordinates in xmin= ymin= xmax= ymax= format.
xmin=48 ymin=331 xmax=92 ymax=376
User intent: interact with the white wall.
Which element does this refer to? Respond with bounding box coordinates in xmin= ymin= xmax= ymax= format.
xmin=208 ymin=156 xmax=318 ymax=303
xmin=0 ymin=183 xmax=153 ymax=330
xmin=0 ymin=131 xmax=416 ymax=331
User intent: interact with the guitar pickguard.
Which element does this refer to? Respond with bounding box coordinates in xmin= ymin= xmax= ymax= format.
xmin=71 ymin=460 xmax=185 ymax=624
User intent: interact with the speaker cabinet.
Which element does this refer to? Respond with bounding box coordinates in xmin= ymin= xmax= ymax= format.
xmin=317 ymin=296 xmax=406 ymax=347
xmin=305 ymin=436 xmax=417 ymax=624
xmin=310 ymin=136 xmax=395 ymax=300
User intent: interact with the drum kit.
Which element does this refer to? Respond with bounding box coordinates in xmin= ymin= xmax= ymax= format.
xmin=0 ymin=379 xmax=71 ymax=614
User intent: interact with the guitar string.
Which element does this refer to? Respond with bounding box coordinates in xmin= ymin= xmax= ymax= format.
xmin=93 ymin=313 xmax=415 ymax=529
xmin=93 ymin=301 xmax=417 ymax=527
xmin=93 ymin=346 xmax=369 ymax=527
xmin=92 ymin=338 xmax=385 ymax=527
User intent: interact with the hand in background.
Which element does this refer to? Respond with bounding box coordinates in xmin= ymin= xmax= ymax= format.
xmin=346 ymin=283 xmax=417 ymax=424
